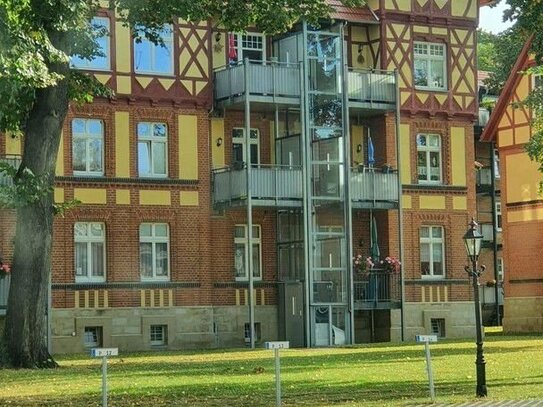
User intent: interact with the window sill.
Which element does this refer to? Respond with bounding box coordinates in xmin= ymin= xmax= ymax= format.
xmin=235 ymin=277 xmax=263 ymax=282
xmin=134 ymin=71 xmax=175 ymax=78
xmin=75 ymin=278 xmax=106 ymax=284
xmin=414 ymin=86 xmax=448 ymax=93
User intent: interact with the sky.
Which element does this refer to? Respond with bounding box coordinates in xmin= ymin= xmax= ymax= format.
xmin=479 ymin=2 xmax=515 ymax=34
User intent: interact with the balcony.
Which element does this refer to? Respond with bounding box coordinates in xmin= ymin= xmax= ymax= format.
xmin=348 ymin=69 xmax=396 ymax=112
xmin=476 ymin=166 xmax=500 ymax=193
xmin=212 ymin=165 xmax=399 ymax=209
xmin=353 ymin=271 xmax=401 ymax=310
xmin=214 ymin=61 xmax=301 ymax=109
xmin=213 ymin=165 xmax=303 ymax=208
xmin=0 ymin=274 xmax=9 ymax=315
xmin=214 ymin=62 xmax=397 ymax=112
xmin=351 ymin=169 xmax=399 ymax=209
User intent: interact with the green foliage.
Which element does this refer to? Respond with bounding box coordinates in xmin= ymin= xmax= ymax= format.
xmin=477 ymin=30 xmax=498 ymax=72
xmin=0 ymin=162 xmax=53 ymax=208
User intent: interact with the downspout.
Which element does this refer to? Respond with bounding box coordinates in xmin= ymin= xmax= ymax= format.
xmin=489 ymin=142 xmax=501 ymax=325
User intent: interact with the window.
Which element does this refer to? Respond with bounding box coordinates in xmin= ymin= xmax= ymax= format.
xmin=497 ymin=257 xmax=504 ymax=281
xmin=234 ymin=224 xmax=262 ymax=280
xmin=420 ymin=226 xmax=445 ymax=278
xmin=230 ymin=33 xmax=266 ymax=63
xmin=495 ymin=201 xmax=502 ymax=231
xmin=150 ymin=325 xmax=167 ymax=346
xmin=72 ymin=119 xmax=104 ymax=176
xmin=430 ymin=318 xmax=445 ymax=338
xmin=232 ymin=128 xmax=260 ymax=166
xmin=417 ymin=134 xmax=441 ymax=183
xmin=413 ymin=42 xmax=446 ymax=90
xmin=84 ymin=326 xmax=103 ymax=347
xmin=74 ymin=223 xmax=106 ymax=283
xmin=137 ymin=122 xmax=168 ymax=177
xmin=140 ymin=223 xmax=169 ymax=280
xmin=244 ymin=322 xmax=261 ymax=343
xmin=71 ymin=17 xmax=110 ymax=70
xmin=493 ymin=148 xmax=500 ymax=179
xmin=134 ymin=25 xmax=174 ymax=75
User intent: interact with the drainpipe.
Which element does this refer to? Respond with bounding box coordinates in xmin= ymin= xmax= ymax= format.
xmin=244 ymin=58 xmax=255 ymax=349
xmin=394 ymin=69 xmax=406 ymax=341
xmin=489 ymin=142 xmax=500 ymax=325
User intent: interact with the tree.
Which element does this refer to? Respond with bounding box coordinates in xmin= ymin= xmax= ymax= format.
xmin=477 ymin=30 xmax=498 ymax=73
xmin=0 ymin=0 xmax=365 ymax=368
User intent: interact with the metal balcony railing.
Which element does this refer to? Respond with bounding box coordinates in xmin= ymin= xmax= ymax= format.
xmin=0 ymin=274 xmax=9 ymax=315
xmin=353 ymin=270 xmax=401 ymax=308
xmin=212 ymin=164 xmax=303 ymax=207
xmin=213 ymin=165 xmax=400 ymax=208
xmin=350 ymin=168 xmax=399 ymax=205
xmin=0 ymin=155 xmax=22 ymax=186
xmin=348 ymin=69 xmax=396 ymax=108
xmin=478 ymin=108 xmax=490 ymax=127
xmin=214 ymin=60 xmax=301 ymax=103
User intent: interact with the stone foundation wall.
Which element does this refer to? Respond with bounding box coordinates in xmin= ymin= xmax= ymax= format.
xmin=503 ymin=297 xmax=543 ymax=333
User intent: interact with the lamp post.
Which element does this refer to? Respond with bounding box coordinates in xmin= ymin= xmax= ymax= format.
xmin=462 ymin=218 xmax=487 ymax=397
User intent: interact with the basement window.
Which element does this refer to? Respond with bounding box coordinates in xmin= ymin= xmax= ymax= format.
xmin=150 ymin=324 xmax=168 ymax=346
xmin=430 ymin=318 xmax=445 ymax=338
xmin=84 ymin=326 xmax=103 ymax=348
xmin=244 ymin=322 xmax=261 ymax=343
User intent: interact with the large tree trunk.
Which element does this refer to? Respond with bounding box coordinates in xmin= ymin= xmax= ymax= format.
xmin=3 ymin=50 xmax=69 ymax=367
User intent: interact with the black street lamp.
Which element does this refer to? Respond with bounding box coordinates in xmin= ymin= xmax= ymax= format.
xmin=463 ymin=218 xmax=487 ymax=397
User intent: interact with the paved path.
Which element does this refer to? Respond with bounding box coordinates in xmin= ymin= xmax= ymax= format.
xmin=412 ymin=401 xmax=543 ymax=407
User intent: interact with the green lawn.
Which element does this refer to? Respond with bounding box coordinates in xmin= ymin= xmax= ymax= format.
xmin=1 ymin=332 xmax=543 ymax=406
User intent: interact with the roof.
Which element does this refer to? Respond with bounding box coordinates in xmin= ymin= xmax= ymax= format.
xmin=479 ymin=0 xmax=498 ymax=6
xmin=327 ymin=0 xmax=379 ymax=23
xmin=480 ymin=35 xmax=535 ymax=142
xmin=478 ymin=70 xmax=490 ymax=87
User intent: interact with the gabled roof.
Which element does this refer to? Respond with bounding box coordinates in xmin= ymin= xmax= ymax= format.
xmin=327 ymin=0 xmax=379 ymax=23
xmin=480 ymin=35 xmax=535 ymax=142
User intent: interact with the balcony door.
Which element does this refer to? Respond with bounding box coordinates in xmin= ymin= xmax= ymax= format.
xmin=232 ymin=128 xmax=260 ymax=166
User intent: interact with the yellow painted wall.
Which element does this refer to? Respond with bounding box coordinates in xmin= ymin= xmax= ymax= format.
xmin=117 ymin=76 xmax=131 ymax=94
xmin=452 ymin=196 xmax=467 ymax=210
xmin=54 ymin=188 xmax=64 ymax=204
xmin=351 ymin=125 xmax=364 ymax=165
xmin=211 ymin=118 xmax=225 ymax=169
xmin=114 ymin=111 xmax=130 ymax=177
xmin=180 ymin=191 xmax=199 ymax=206
xmin=115 ymin=22 xmax=131 ymax=73
xmin=385 ymin=0 xmax=410 ymax=11
xmin=515 ymin=124 xmax=532 ymax=145
xmin=402 ymin=194 xmax=412 ymax=209
xmin=508 ymin=207 xmax=543 ymax=223
xmin=56 ymin=131 xmax=64 ymax=176
xmin=450 ymin=0 xmax=477 ymax=19
xmin=116 ymin=190 xmax=131 ymax=205
xmin=450 ymin=127 xmax=466 ymax=186
xmin=139 ymin=190 xmax=171 ymax=206
xmin=498 ymin=128 xmax=513 ymax=148
xmin=419 ymin=195 xmax=446 ymax=210
xmin=5 ymin=133 xmax=21 ymax=155
xmin=178 ymin=115 xmax=198 ymax=180
xmin=74 ymin=188 xmax=107 ymax=204
xmin=212 ymin=31 xmax=226 ymax=69
xmin=400 ymin=124 xmax=411 ymax=184
xmin=506 ymin=153 xmax=542 ymax=203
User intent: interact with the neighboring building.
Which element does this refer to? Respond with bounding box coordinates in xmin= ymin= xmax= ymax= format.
xmin=474 ymin=70 xmax=503 ymax=326
xmin=481 ymin=35 xmax=543 ymax=333
xmin=1 ymin=0 xmax=489 ymax=351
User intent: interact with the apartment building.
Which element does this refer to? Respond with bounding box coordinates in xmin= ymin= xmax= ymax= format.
xmin=0 ymin=0 xmax=487 ymax=352
xmin=481 ymin=35 xmax=543 ymax=333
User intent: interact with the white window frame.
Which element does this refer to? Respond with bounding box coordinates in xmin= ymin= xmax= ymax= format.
xmin=232 ymin=128 xmax=260 ymax=166
xmin=137 ymin=122 xmax=168 ymax=178
xmin=413 ymin=41 xmax=447 ymax=91
xmin=495 ymin=201 xmax=502 ymax=231
xmin=420 ymin=225 xmax=445 ymax=279
xmin=234 ymin=224 xmax=262 ymax=281
xmin=140 ymin=223 xmax=170 ymax=281
xmin=497 ymin=257 xmax=504 ymax=281
xmin=74 ymin=222 xmax=106 ymax=283
xmin=84 ymin=326 xmax=103 ymax=348
xmin=493 ymin=148 xmax=500 ymax=179
xmin=71 ymin=17 xmax=110 ymax=71
xmin=233 ymin=33 xmax=266 ymax=63
xmin=150 ymin=324 xmax=167 ymax=346
xmin=72 ymin=118 xmax=104 ymax=176
xmin=417 ymin=134 xmax=442 ymax=184
xmin=134 ymin=24 xmax=174 ymax=75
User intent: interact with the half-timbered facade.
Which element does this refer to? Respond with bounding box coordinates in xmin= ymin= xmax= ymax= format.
xmin=481 ymin=36 xmax=543 ymax=333
xmin=0 ymin=0 xmax=488 ymax=352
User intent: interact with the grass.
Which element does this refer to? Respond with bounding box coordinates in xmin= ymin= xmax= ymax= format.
xmin=1 ymin=331 xmax=543 ymax=406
